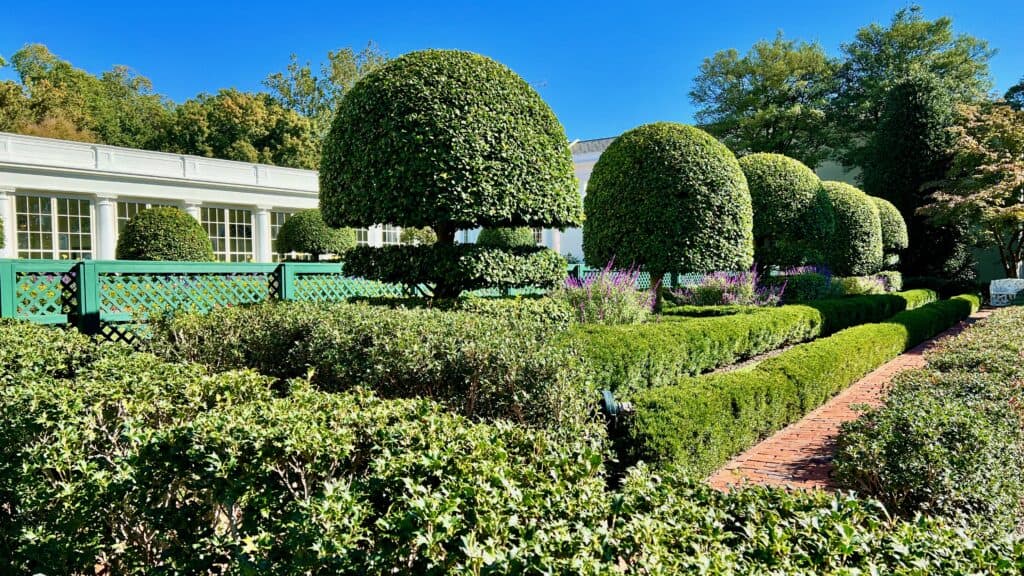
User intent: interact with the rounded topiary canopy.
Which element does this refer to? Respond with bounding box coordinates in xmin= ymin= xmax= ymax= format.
xmin=870 ymin=196 xmax=909 ymax=268
xmin=476 ymin=227 xmax=536 ymax=248
xmin=738 ymin=153 xmax=823 ymax=266
xmin=275 ymin=209 xmax=356 ymax=258
xmin=583 ymin=122 xmax=754 ymax=277
xmin=820 ymin=181 xmax=883 ymax=276
xmin=320 ymin=49 xmax=582 ymax=235
xmin=116 ymin=207 xmax=214 ymax=262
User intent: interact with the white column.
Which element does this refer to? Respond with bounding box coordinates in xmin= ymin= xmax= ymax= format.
xmin=94 ymin=195 xmax=117 ymax=260
xmin=368 ymin=225 xmax=384 ymax=247
xmin=254 ymin=206 xmax=272 ymax=263
xmin=548 ymin=229 xmax=561 ymax=254
xmin=0 ymin=187 xmax=14 ymax=258
xmin=183 ymin=201 xmax=202 ymax=222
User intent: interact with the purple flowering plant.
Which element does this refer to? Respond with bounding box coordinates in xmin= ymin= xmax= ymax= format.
xmin=557 ymin=259 xmax=657 ymax=325
xmin=671 ymin=265 xmax=786 ymax=307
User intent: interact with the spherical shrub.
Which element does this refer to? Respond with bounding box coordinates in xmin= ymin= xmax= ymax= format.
xmin=320 ymin=49 xmax=582 ymax=234
xmin=870 ymin=196 xmax=909 ymax=268
xmin=274 ymin=209 xmax=356 ymax=259
xmin=583 ymin=122 xmax=754 ymax=279
xmin=399 ymin=226 xmax=437 ymax=246
xmin=738 ymin=153 xmax=824 ymax=266
xmin=116 ymin=207 xmax=214 ymax=262
xmin=476 ymin=227 xmax=536 ymax=248
xmin=820 ymin=181 xmax=883 ymax=276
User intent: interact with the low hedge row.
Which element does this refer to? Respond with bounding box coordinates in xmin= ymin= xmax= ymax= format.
xmin=835 ymin=306 xmax=1024 ymax=526
xmin=5 ymin=320 xmax=1024 ymax=573
xmin=623 ymin=294 xmax=981 ymax=476
xmin=148 ymin=300 xmax=593 ymax=433
xmin=570 ymin=289 xmax=937 ymax=396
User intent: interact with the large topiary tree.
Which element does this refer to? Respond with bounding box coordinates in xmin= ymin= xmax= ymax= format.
xmin=274 ymin=209 xmax=356 ymax=260
xmin=116 ymin=207 xmax=214 ymax=262
xmin=738 ymin=152 xmax=828 ymax=266
xmin=819 ymin=181 xmax=883 ymax=276
xmin=320 ymin=49 xmax=581 ymax=297
xmin=870 ymin=196 xmax=908 ymax=269
xmin=583 ymin=122 xmax=754 ymax=287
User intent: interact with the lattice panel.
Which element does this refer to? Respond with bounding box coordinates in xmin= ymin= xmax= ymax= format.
xmin=16 ymin=270 xmax=77 ymax=321
xmin=575 ymin=269 xmax=676 ymax=290
xmin=293 ymin=274 xmax=406 ymax=302
xmin=99 ymin=273 xmax=274 ymax=319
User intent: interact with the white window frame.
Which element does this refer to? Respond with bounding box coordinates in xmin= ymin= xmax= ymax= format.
xmin=201 ymin=206 xmax=254 ymax=262
xmin=381 ymin=224 xmax=401 ymax=246
xmin=271 ymin=210 xmax=293 ymax=262
xmin=355 ymin=228 xmax=369 ymax=246
xmin=533 ymin=228 xmax=544 ymax=245
xmin=14 ymin=193 xmax=95 ymax=260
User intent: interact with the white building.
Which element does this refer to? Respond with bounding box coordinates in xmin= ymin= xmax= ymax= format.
xmin=0 ymin=132 xmax=604 ymax=262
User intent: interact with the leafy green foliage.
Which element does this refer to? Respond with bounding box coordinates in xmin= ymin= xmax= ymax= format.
xmin=320 ymin=49 xmax=581 ymax=232
xmin=626 ymin=294 xmax=980 ymax=475
xmin=476 ymin=227 xmax=536 ymax=248
xmin=871 ymin=196 xmax=909 ymax=268
xmin=274 ymin=209 xmax=355 ymax=258
xmin=147 ymin=300 xmax=593 ymax=432
xmin=691 ymin=33 xmax=837 ymax=168
xmin=554 ymin=265 xmax=655 ymax=325
xmin=583 ymin=122 xmax=754 ymax=281
xmin=0 ymin=214 xmax=4 ymax=250
xmin=115 ymin=206 xmax=215 ymax=261
xmin=737 ymin=153 xmax=828 ymax=266
xmin=820 ymin=181 xmax=884 ymax=275
xmin=836 ymin=306 xmax=1024 ymax=524
xmin=1007 ymin=78 xmax=1024 ymax=110
xmin=762 ymin=272 xmax=833 ymax=302
xmin=343 ymin=244 xmax=567 ymax=294
xmin=399 ymin=226 xmax=437 ymax=246
xmin=567 ymin=290 xmax=937 ymax=397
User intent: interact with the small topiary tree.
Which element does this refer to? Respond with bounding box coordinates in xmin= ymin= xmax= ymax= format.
xmin=320 ymin=49 xmax=581 ymax=297
xmin=738 ymin=153 xmax=827 ymax=266
xmin=116 ymin=207 xmax=215 ymax=262
xmin=583 ymin=122 xmax=754 ymax=292
xmin=870 ymin=196 xmax=909 ymax=269
xmin=819 ymin=181 xmax=883 ymax=276
xmin=274 ymin=209 xmax=356 ymax=260
xmin=476 ymin=227 xmax=536 ymax=248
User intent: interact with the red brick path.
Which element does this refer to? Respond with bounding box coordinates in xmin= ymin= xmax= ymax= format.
xmin=707 ymin=309 xmax=993 ymax=491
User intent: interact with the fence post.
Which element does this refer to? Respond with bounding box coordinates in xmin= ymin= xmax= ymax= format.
xmin=277 ymin=262 xmax=296 ymax=301
xmin=74 ymin=261 xmax=101 ymax=334
xmin=0 ymin=261 xmax=15 ymax=319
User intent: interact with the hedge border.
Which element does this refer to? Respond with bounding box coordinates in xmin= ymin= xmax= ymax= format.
xmin=623 ymin=294 xmax=981 ymax=476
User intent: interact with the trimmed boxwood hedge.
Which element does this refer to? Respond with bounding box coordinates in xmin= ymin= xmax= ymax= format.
xmin=737 ymin=153 xmax=826 ymax=266
xmin=624 ymin=294 xmax=981 ymax=476
xmin=820 ymin=181 xmax=883 ymax=276
xmin=569 ymin=289 xmax=938 ymax=397
xmin=115 ymin=206 xmax=215 ymax=261
xmin=583 ymin=122 xmax=754 ymax=282
xmin=274 ymin=208 xmax=356 ymax=258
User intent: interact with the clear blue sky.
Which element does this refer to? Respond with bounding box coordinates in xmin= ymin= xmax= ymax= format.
xmin=2 ymin=0 xmax=1022 ymax=141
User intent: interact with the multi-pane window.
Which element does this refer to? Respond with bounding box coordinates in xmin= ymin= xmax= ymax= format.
xmin=271 ymin=211 xmax=292 ymax=261
xmin=355 ymin=228 xmax=369 ymax=246
xmin=381 ymin=225 xmax=401 ymax=246
xmin=116 ymin=200 xmax=171 ymax=235
xmin=15 ymin=195 xmax=93 ymax=260
xmin=201 ymin=207 xmax=253 ymax=262
xmin=533 ymin=228 xmax=544 ymax=245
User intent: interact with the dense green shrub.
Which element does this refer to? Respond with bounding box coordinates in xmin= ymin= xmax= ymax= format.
xmin=820 ymin=181 xmax=884 ymax=276
xmin=835 ymin=307 xmax=1024 ymax=524
xmin=320 ymin=49 xmax=581 ymax=296
xmin=476 ymin=226 xmax=536 ymax=248
xmin=571 ymin=290 xmax=937 ymax=396
xmin=625 ymin=294 xmax=980 ymax=475
xmin=871 ymin=196 xmax=909 ymax=268
xmin=399 ymin=226 xmax=437 ymax=246
xmin=274 ymin=208 xmax=356 ymax=258
xmin=737 ymin=153 xmax=826 ymax=266
xmin=343 ymin=244 xmax=567 ymax=294
xmin=347 ymin=295 xmax=575 ymax=328
xmin=148 ymin=300 xmax=593 ymax=432
xmin=763 ymin=271 xmax=833 ymax=302
xmin=583 ymin=122 xmax=754 ymax=285
xmin=115 ymin=206 xmax=215 ymax=261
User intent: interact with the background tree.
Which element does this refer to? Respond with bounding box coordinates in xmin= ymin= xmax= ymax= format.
xmin=264 ymin=43 xmax=387 ymax=142
xmin=320 ymin=50 xmax=581 ymax=297
xmin=831 ymin=6 xmax=994 ymax=171
xmin=691 ymin=33 xmax=837 ymax=168
xmin=116 ymin=207 xmax=215 ymax=261
xmin=274 ymin=209 xmax=356 ymax=260
xmin=923 ymin=102 xmax=1024 ymax=278
xmin=1006 ymin=78 xmax=1024 ymax=111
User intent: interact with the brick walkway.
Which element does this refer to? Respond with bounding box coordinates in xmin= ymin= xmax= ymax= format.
xmin=708 ymin=309 xmax=993 ymax=491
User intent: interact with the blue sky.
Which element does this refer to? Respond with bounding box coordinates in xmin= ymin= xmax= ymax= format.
xmin=2 ymin=1 xmax=1022 ymax=141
